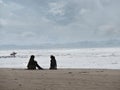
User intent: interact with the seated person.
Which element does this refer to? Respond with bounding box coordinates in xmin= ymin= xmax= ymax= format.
xmin=27 ymin=55 xmax=43 ymax=70
xmin=49 ymin=55 xmax=57 ymax=70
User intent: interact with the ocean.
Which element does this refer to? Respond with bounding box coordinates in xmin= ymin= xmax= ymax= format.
xmin=0 ymin=48 xmax=120 ymax=69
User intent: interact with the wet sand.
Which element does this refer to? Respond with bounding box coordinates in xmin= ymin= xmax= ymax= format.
xmin=0 ymin=68 xmax=120 ymax=90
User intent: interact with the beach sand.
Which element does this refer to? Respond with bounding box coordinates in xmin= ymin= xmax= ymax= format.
xmin=0 ymin=68 xmax=120 ymax=90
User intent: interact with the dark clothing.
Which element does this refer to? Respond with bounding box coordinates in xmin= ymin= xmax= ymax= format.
xmin=27 ymin=60 xmax=43 ymax=70
xmin=27 ymin=55 xmax=43 ymax=70
xmin=50 ymin=58 xmax=57 ymax=70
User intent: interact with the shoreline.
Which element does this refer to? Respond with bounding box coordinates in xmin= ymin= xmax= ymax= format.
xmin=1 ymin=67 xmax=120 ymax=70
xmin=0 ymin=68 xmax=120 ymax=90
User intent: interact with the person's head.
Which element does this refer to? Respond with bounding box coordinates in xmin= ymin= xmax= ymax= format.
xmin=50 ymin=55 xmax=55 ymax=59
xmin=30 ymin=55 xmax=35 ymax=60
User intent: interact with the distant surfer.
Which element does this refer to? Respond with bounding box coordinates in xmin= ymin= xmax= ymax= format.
xmin=10 ymin=52 xmax=17 ymax=57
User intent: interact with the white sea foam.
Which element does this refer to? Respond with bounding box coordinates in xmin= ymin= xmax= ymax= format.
xmin=0 ymin=48 xmax=120 ymax=69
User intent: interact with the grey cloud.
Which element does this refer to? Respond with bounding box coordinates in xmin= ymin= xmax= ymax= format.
xmin=0 ymin=0 xmax=120 ymax=45
xmin=0 ymin=21 xmax=2 ymax=28
xmin=46 ymin=1 xmax=80 ymax=25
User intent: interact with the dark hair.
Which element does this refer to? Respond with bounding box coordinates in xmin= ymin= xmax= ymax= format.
xmin=30 ymin=55 xmax=35 ymax=59
xmin=50 ymin=55 xmax=55 ymax=59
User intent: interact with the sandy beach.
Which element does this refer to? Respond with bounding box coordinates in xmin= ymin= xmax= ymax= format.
xmin=0 ymin=68 xmax=120 ymax=90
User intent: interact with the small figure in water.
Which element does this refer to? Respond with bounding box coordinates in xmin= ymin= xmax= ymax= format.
xmin=10 ymin=52 xmax=17 ymax=57
xmin=27 ymin=55 xmax=43 ymax=70
xmin=49 ymin=55 xmax=57 ymax=70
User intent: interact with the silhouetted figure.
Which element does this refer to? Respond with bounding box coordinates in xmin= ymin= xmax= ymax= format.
xmin=49 ymin=55 xmax=57 ymax=70
xmin=10 ymin=52 xmax=17 ymax=57
xmin=27 ymin=55 xmax=43 ymax=70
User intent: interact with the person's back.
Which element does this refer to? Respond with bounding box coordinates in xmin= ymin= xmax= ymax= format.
xmin=27 ymin=60 xmax=37 ymax=69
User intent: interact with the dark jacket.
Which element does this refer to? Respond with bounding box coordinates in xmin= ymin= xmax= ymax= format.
xmin=27 ymin=55 xmax=43 ymax=70
xmin=50 ymin=55 xmax=57 ymax=70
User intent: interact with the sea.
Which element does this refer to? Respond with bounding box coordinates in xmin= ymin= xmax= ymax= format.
xmin=0 ymin=48 xmax=120 ymax=69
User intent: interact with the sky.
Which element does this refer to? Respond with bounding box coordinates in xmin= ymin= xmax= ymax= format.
xmin=0 ymin=0 xmax=120 ymax=45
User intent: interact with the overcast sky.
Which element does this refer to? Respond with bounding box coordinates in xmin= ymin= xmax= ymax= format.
xmin=0 ymin=0 xmax=120 ymax=45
